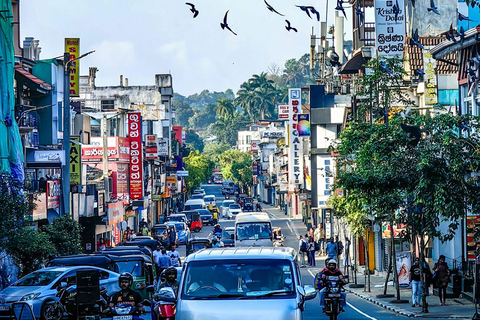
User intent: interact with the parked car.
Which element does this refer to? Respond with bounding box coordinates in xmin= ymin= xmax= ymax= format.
xmin=120 ymin=239 xmax=160 ymax=253
xmin=220 ymin=227 xmax=235 ymax=247
xmin=220 ymin=200 xmax=235 ymax=217
xmin=203 ymin=195 xmax=216 ymax=206
xmin=0 ymin=266 xmax=119 ymax=320
xmin=166 ymin=222 xmax=190 ymax=245
xmin=168 ymin=213 xmax=187 ymax=223
xmin=196 ymin=209 xmax=213 ymax=226
xmin=227 ymin=203 xmax=242 ymax=216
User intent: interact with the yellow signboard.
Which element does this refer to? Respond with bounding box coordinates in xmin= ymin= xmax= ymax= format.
xmin=70 ymin=136 xmax=81 ymax=184
xmin=166 ymin=176 xmax=177 ymax=184
xmin=65 ymin=38 xmax=80 ymax=97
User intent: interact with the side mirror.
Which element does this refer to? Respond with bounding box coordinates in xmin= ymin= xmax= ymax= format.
xmin=297 ymin=286 xmax=306 ymax=311
xmin=303 ymin=285 xmax=317 ymax=301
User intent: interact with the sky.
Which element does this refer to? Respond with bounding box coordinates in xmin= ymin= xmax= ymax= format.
xmin=20 ymin=0 xmax=352 ymax=97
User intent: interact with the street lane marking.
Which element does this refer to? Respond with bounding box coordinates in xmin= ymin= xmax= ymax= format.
xmin=307 ymin=268 xmax=378 ymax=320
xmin=346 ymin=302 xmax=378 ymax=320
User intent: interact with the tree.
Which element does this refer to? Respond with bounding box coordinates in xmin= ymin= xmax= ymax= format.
xmin=184 ymin=128 xmax=205 ymax=153
xmin=218 ymin=149 xmax=252 ymax=191
xmin=215 ymin=98 xmax=235 ymax=119
xmin=203 ymin=142 xmax=231 ymax=163
xmin=172 ymin=100 xmax=194 ymax=128
xmin=43 ymin=215 xmax=84 ymax=256
xmin=183 ymin=150 xmax=213 ymax=192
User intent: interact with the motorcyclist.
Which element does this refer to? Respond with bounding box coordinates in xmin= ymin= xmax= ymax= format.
xmin=319 ymin=259 xmax=347 ymax=313
xmin=109 ymin=272 xmax=144 ymax=310
xmin=213 ymin=224 xmax=222 ymax=235
xmin=153 ymin=267 xmax=179 ymax=319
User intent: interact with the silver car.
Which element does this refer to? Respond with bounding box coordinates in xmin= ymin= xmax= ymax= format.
xmin=0 ymin=266 xmax=120 ymax=319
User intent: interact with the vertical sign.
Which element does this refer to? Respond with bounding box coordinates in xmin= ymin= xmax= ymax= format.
xmin=374 ymin=0 xmax=406 ymax=59
xmin=172 ymin=126 xmax=182 ymax=144
xmin=297 ymin=114 xmax=311 ymax=136
xmin=128 ymin=112 xmax=144 ymax=200
xmin=423 ymin=47 xmax=438 ymax=105
xmin=145 ymin=135 xmax=158 ymax=160
xmin=288 ymin=88 xmax=304 ymax=187
xmin=47 ymin=180 xmax=61 ymax=209
xmin=70 ymin=136 xmax=81 ymax=185
xmin=64 ymin=38 xmax=80 ymax=97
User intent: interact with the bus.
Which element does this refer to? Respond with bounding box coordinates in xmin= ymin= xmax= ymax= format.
xmin=212 ymin=170 xmax=223 ymax=184
xmin=234 ymin=212 xmax=273 ymax=247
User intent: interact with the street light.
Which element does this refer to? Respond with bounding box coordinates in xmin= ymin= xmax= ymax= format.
xmin=62 ymin=50 xmax=94 ymax=216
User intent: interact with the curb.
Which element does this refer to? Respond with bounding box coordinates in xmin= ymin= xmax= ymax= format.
xmin=345 ymin=288 xmax=472 ymax=319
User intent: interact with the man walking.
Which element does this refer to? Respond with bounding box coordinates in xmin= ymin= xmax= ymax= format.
xmin=156 ymin=249 xmax=171 ymax=280
xmin=314 ymin=224 xmax=325 ymax=256
xmin=298 ymin=235 xmax=307 ymax=267
xmin=326 ymin=237 xmax=338 ymax=265
xmin=168 ymin=245 xmax=182 ymax=267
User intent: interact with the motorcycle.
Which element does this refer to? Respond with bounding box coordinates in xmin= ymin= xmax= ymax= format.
xmin=152 ymin=287 xmax=176 ymax=320
xmin=322 ymin=276 xmax=345 ymax=320
xmin=209 ymin=229 xmax=222 ymax=241
xmin=43 ymin=283 xmax=109 ymax=320
xmin=102 ymin=300 xmax=151 ymax=320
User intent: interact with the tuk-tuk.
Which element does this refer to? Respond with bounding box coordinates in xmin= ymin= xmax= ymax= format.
xmin=104 ymin=245 xmax=153 ymax=257
xmin=186 ymin=238 xmax=211 ymax=256
xmin=190 ymin=212 xmax=202 ymax=233
xmin=243 ymin=197 xmax=254 ymax=212
xmin=48 ymin=254 xmax=115 ymax=270
xmin=109 ymin=254 xmax=156 ymax=300
xmin=120 ymin=239 xmax=159 ymax=253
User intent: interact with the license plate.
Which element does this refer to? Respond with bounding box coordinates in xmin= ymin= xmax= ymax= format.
xmin=328 ymin=293 xmax=341 ymax=298
xmin=0 ymin=306 xmax=9 ymax=311
xmin=113 ymin=316 xmax=132 ymax=320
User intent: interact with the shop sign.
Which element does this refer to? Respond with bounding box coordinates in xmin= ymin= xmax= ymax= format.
xmin=396 ymin=251 xmax=411 ymax=287
xmin=70 ymin=136 xmax=81 ymax=185
xmin=262 ymin=131 xmax=284 ymax=138
xmin=297 ymin=114 xmax=310 ymax=136
xmin=177 ymin=170 xmax=189 ymax=177
xmin=279 ymin=182 xmax=288 ymax=192
xmin=173 ymin=126 xmax=183 ymax=143
xmin=152 ymin=195 xmax=162 ymax=201
xmin=423 ymin=47 xmax=437 ymax=105
xmin=129 ymin=104 xmax=165 ymax=120
xmin=47 ymin=180 xmax=61 ymax=209
xmin=288 ymin=88 xmax=304 ymax=187
xmin=128 ymin=112 xmax=144 ymax=200
xmin=117 ymin=163 xmax=129 ymax=195
xmin=65 ymin=38 xmax=80 ymax=96
xmin=31 ymin=193 xmax=47 ymax=221
xmin=34 ymin=150 xmax=65 ymax=165
xmin=250 ymin=140 xmax=260 ymax=152
xmin=166 ymin=176 xmax=177 ymax=183
xmin=278 ymin=105 xmax=289 ymax=120
xmin=82 ymin=137 xmax=130 ymax=162
xmin=158 ymin=138 xmax=169 ymax=156
xmin=107 ymin=201 xmax=125 ymax=225
xmin=145 ymin=135 xmax=158 ymax=160
xmin=374 ymin=0 xmax=406 ymax=59
xmin=467 ymin=215 xmax=480 ymax=260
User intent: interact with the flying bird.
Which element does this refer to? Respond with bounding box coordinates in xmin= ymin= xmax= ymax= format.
xmin=335 ymin=0 xmax=347 ymax=19
xmin=446 ymin=24 xmax=457 ymax=42
xmin=415 ymin=68 xmax=425 ymax=82
xmin=185 ymin=2 xmax=199 ymax=18
xmin=410 ymin=28 xmax=424 ymax=49
xmin=427 ymin=0 xmax=440 ymax=15
xmin=379 ymin=60 xmax=393 ymax=76
xmin=306 ymin=6 xmax=320 ymax=21
xmin=459 ymin=12 xmax=475 ymax=22
xmin=264 ymin=0 xmax=284 ymax=16
xmin=220 ymin=10 xmax=237 ymax=35
xmin=392 ymin=0 xmax=400 ymax=22
xmin=285 ymin=20 xmax=298 ymax=32
xmin=296 ymin=5 xmax=312 ymax=19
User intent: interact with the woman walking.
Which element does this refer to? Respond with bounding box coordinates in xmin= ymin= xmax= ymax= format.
xmin=433 ymin=255 xmax=451 ymax=306
xmin=308 ymin=236 xmax=316 ymax=266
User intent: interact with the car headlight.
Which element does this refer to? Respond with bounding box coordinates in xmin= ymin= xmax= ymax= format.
xmin=20 ymin=292 xmax=41 ymax=301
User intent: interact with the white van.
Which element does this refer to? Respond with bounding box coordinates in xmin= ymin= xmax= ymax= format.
xmin=235 ymin=212 xmax=273 ymax=247
xmin=184 ymin=199 xmax=206 ymax=211
xmin=170 ymin=247 xmax=317 ymax=320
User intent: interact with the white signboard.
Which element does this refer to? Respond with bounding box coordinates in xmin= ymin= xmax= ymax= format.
xmin=177 ymin=170 xmax=189 ymax=177
xmin=288 ymin=88 xmax=304 ymax=187
xmin=262 ymin=131 xmax=284 ymax=138
xmin=157 ymin=138 xmax=169 ymax=156
xmin=251 ymin=140 xmax=260 ymax=152
xmin=34 ymin=150 xmax=65 ymax=165
xmin=278 ymin=105 xmax=289 ymax=120
xmin=374 ymin=0 xmax=406 ymax=59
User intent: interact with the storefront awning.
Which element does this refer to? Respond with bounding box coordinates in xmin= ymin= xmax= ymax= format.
xmin=15 ymin=66 xmax=52 ymax=94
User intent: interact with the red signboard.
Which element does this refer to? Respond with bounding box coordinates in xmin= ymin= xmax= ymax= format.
xmin=173 ymin=126 xmax=182 ymax=144
xmin=81 ymin=137 xmax=130 ymax=162
xmin=128 ymin=113 xmax=143 ymax=200
xmin=145 ymin=135 xmax=158 ymax=160
xmin=47 ymin=180 xmax=61 ymax=209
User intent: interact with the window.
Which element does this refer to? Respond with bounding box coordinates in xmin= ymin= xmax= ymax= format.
xmin=324 ymin=190 xmax=332 ymax=195
xmin=324 ymin=159 xmax=330 ymax=165
xmin=101 ymin=100 xmax=115 ymax=110
xmin=326 ymin=184 xmax=330 ymax=190
xmin=246 ymin=136 xmax=251 ymax=144
xmin=325 ymin=166 xmax=331 ymax=172
xmin=325 ymin=178 xmax=330 ymax=183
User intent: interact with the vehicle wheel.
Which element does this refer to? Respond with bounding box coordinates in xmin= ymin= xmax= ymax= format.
xmin=330 ymin=300 xmax=338 ymax=320
xmin=41 ymin=301 xmax=61 ymax=320
xmin=195 ymin=227 xmax=201 ymax=232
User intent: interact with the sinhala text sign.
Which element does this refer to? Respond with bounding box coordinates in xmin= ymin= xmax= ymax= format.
xmin=374 ymin=0 xmax=406 ymax=59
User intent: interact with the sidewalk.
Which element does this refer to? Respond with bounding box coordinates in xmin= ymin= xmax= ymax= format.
xmin=263 ymin=204 xmax=476 ymax=319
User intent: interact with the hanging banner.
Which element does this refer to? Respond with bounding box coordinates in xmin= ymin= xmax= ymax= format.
xmin=145 ymin=134 xmax=158 ymax=160
xmin=423 ymin=47 xmax=438 ymax=105
xmin=288 ymin=88 xmax=304 ymax=187
xmin=374 ymin=0 xmax=406 ymax=59
xmin=128 ymin=112 xmax=144 ymax=200
xmin=396 ymin=251 xmax=412 ymax=287
xmin=297 ymin=114 xmax=310 ymax=136
xmin=65 ymin=38 xmax=80 ymax=97
xmin=47 ymin=180 xmax=61 ymax=209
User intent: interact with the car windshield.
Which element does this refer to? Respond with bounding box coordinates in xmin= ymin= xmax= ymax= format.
xmin=14 ymin=271 xmax=63 ymax=286
xmin=197 ymin=209 xmax=210 ymax=215
xmin=182 ymin=259 xmax=294 ymax=299
xmin=229 ymin=204 xmax=240 ymax=209
xmin=191 ymin=194 xmax=204 ymax=199
xmin=170 ymin=216 xmax=185 ymax=222
xmin=187 ymin=204 xmax=203 ymax=210
xmin=236 ymin=223 xmax=272 ymax=240
xmin=174 ymin=223 xmax=185 ymax=231
xmin=222 ymin=229 xmax=234 ymax=239
xmin=115 ymin=261 xmax=144 ymax=277
xmin=222 ymin=201 xmax=234 ymax=207
xmin=204 ymin=196 xmax=214 ymax=201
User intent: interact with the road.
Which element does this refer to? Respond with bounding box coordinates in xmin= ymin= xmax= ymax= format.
xmin=174 ymin=183 xmax=411 ymax=320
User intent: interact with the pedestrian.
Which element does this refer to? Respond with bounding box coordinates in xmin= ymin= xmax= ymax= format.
xmin=308 ymin=227 xmax=314 ymax=238
xmin=97 ymin=238 xmax=106 ymax=251
xmin=409 ymin=257 xmax=422 ymax=307
xmin=153 ymin=244 xmax=162 ymax=276
xmin=298 ymin=235 xmax=307 ymax=267
xmin=168 ymin=245 xmax=181 ymax=267
xmin=326 ymin=237 xmax=338 ymax=265
xmin=433 ymin=255 xmax=451 ymax=306
xmin=157 ymin=249 xmax=172 ymax=280
xmin=314 ymin=224 xmax=325 ymax=256
xmin=168 ymin=226 xmax=177 ymax=249
xmin=343 ymin=237 xmax=351 ymax=274
xmin=308 ymin=236 xmax=316 ymax=267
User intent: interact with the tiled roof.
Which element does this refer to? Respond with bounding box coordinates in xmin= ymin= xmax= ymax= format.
xmin=405 ymin=36 xmax=458 ymax=75
xmin=14 ymin=66 xmax=52 ymax=90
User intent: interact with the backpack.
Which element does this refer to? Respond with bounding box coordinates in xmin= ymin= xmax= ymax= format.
xmin=314 ymin=241 xmax=320 ymax=251
xmin=337 ymin=241 xmax=344 ymax=255
xmin=300 ymin=240 xmax=308 ymax=253
xmin=314 ymin=271 xmax=324 ymax=290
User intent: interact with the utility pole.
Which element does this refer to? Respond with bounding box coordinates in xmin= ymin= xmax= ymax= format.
xmin=102 ymin=114 xmax=110 ymax=202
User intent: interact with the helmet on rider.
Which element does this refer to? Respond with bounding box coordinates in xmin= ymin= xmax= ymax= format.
xmin=118 ymin=272 xmax=133 ymax=290
xmin=327 ymin=259 xmax=337 ymax=271
xmin=164 ymin=266 xmax=178 ymax=283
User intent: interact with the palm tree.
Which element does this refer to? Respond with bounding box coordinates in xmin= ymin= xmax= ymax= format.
xmin=215 ymin=98 xmax=235 ymax=119
xmin=235 ymin=80 xmax=256 ymax=120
